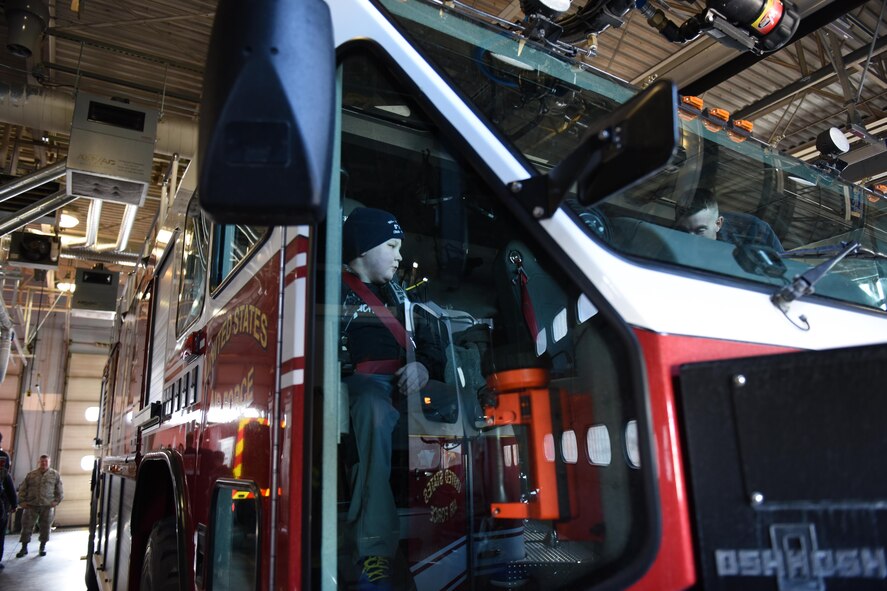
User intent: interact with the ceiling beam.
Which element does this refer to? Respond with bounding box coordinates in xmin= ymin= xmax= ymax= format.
xmin=733 ymin=34 xmax=887 ymax=120
xmin=42 ymin=63 xmax=201 ymax=106
xmin=823 ymin=30 xmax=860 ymax=123
xmin=45 ymin=29 xmax=204 ymax=73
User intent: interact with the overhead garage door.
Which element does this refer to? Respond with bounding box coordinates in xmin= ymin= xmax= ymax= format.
xmin=56 ymin=352 xmax=104 ymax=527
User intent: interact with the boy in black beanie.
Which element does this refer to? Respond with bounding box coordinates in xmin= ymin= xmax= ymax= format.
xmin=341 ymin=207 xmax=443 ymax=590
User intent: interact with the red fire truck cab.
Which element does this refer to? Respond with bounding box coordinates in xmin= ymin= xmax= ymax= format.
xmin=86 ymin=1 xmax=887 ymax=591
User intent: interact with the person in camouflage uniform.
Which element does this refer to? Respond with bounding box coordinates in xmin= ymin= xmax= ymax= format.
xmin=16 ymin=454 xmax=63 ymax=557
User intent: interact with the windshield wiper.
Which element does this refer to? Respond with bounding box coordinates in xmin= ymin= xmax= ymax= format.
xmin=779 ymin=243 xmax=887 ymax=260
xmin=771 ymin=241 xmax=861 ymax=314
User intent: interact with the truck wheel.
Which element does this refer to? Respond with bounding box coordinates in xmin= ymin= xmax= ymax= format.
xmin=140 ymin=517 xmax=180 ymax=591
xmin=85 ymin=561 xmax=100 ymax=591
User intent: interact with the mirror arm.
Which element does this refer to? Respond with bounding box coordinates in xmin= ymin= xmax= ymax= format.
xmin=508 ymin=131 xmax=611 ymax=220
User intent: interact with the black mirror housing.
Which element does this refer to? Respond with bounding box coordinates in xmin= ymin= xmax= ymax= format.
xmin=199 ymin=0 xmax=335 ymax=225
xmin=571 ymin=80 xmax=679 ymax=207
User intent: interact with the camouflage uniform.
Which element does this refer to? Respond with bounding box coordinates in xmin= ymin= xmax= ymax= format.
xmin=17 ymin=466 xmax=63 ymax=547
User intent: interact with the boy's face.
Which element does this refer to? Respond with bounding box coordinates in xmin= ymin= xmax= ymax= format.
xmin=676 ymin=205 xmax=723 ymax=240
xmin=359 ymin=238 xmax=402 ymax=284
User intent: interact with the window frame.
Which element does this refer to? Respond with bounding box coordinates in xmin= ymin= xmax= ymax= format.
xmin=208 ymin=223 xmax=271 ymax=297
xmin=174 ymin=194 xmax=211 ymax=337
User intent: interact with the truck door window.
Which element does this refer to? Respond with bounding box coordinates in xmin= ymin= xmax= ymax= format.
xmin=208 ymin=481 xmax=260 ymax=591
xmin=148 ymin=244 xmax=176 ymax=409
xmin=316 ymin=50 xmax=653 ymax=591
xmin=210 ymin=224 xmax=268 ymax=293
xmin=176 ymin=195 xmax=210 ymax=335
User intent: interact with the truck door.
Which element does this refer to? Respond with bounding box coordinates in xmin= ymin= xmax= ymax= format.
xmin=312 ymin=48 xmax=657 ymax=591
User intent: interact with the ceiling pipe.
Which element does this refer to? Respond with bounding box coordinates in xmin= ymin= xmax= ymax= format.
xmin=115 ymin=203 xmax=138 ymax=251
xmin=0 ymin=277 xmax=27 ymax=368
xmin=83 ymin=199 xmax=102 ymax=247
xmin=0 ymin=295 xmax=13 ymax=383
xmin=0 ymin=87 xmax=197 ymax=157
xmin=61 ymin=246 xmax=141 ymax=266
xmin=0 ymin=293 xmax=12 ymax=330
xmin=0 ymin=189 xmax=78 ymax=236
xmin=681 ymin=0 xmax=869 ymax=96
xmin=0 ymin=159 xmax=67 ymax=204
xmin=169 ymin=153 xmax=180 ymax=202
xmin=158 ymin=180 xmax=169 ymax=234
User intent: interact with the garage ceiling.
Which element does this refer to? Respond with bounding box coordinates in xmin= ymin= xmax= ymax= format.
xmin=0 ymin=0 xmax=884 ymax=331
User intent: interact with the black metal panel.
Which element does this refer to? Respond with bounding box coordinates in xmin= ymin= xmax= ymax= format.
xmin=678 ymin=343 xmax=887 ymax=591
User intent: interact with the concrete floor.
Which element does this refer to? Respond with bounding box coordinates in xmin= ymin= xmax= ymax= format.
xmin=0 ymin=528 xmax=90 ymax=591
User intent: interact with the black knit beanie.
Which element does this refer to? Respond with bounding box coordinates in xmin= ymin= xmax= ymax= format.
xmin=342 ymin=207 xmax=404 ymax=262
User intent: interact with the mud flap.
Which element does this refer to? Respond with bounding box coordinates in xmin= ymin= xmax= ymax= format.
xmin=678 ymin=343 xmax=887 ymax=591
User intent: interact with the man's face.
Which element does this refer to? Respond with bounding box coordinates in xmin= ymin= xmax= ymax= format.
xmin=359 ymin=238 xmax=402 ymax=284
xmin=38 ymin=456 xmax=50 ymax=471
xmin=676 ymin=206 xmax=723 ymax=240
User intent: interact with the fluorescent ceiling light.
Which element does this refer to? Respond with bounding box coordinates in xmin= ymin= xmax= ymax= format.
xmin=524 ymin=0 xmax=571 ymax=13
xmin=376 ymin=105 xmax=411 ymax=117
xmin=490 ymin=53 xmax=535 ymax=70
xmin=788 ymin=175 xmax=816 ymax=187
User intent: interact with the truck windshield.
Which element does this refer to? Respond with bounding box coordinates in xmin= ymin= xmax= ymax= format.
xmin=382 ymin=0 xmax=887 ymax=312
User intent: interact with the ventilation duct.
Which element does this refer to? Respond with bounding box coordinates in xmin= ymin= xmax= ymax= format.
xmin=83 ymin=199 xmax=101 ymax=247
xmin=0 ymin=296 xmax=12 ymax=383
xmin=66 ymin=93 xmax=158 ymax=207
xmin=0 ymin=159 xmax=66 ymax=204
xmin=0 ymin=188 xmax=78 ymax=236
xmin=61 ymin=246 xmax=141 ymax=266
xmin=4 ymin=0 xmax=49 ymax=59
xmin=0 ymin=86 xmax=197 ymax=157
xmin=116 ymin=204 xmax=138 ymax=251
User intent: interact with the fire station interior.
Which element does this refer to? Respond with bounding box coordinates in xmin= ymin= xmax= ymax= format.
xmin=0 ymin=0 xmax=885 ymax=590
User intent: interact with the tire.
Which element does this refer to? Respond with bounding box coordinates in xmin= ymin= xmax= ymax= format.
xmin=140 ymin=516 xmax=180 ymax=591
xmin=85 ymin=560 xmax=100 ymax=591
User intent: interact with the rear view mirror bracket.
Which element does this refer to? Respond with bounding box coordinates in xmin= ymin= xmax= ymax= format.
xmin=510 ymin=80 xmax=680 ymax=220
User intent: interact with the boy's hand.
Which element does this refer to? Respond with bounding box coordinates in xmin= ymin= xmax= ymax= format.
xmin=396 ymin=362 xmax=429 ymax=396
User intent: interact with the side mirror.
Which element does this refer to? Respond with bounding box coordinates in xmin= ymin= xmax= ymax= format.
xmin=518 ymin=80 xmax=679 ymax=217
xmin=564 ymin=79 xmax=679 ymax=207
xmin=199 ymin=0 xmax=335 ymax=225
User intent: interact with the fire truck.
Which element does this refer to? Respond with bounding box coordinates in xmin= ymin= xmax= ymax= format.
xmin=85 ymin=1 xmax=887 ymax=590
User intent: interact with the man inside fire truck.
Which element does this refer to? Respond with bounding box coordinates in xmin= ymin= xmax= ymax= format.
xmin=340 ymin=207 xmax=445 ymax=590
xmin=674 ymin=188 xmax=783 ymax=250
